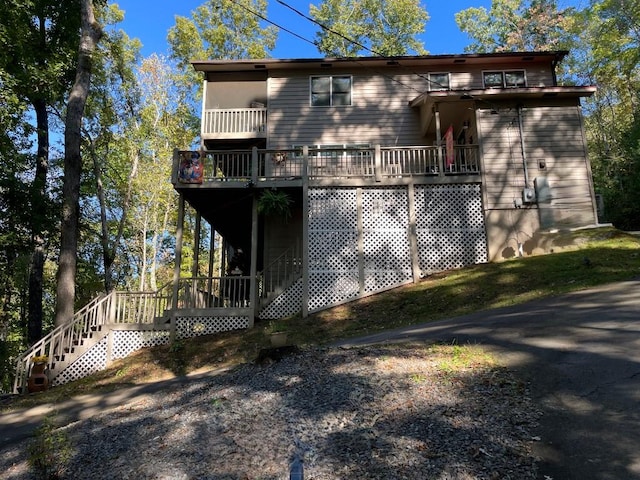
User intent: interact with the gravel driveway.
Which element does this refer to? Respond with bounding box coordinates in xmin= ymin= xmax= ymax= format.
xmin=2 ymin=344 xmax=540 ymax=480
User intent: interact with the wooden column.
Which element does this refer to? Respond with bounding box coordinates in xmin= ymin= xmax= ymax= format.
xmin=172 ymin=194 xmax=185 ymax=310
xmin=249 ymin=192 xmax=259 ymax=327
xmin=301 ymin=145 xmax=310 ymax=318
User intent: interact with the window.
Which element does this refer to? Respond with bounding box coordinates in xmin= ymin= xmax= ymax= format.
xmin=483 ymin=70 xmax=526 ymax=88
xmin=429 ymin=72 xmax=450 ymax=91
xmin=311 ymin=76 xmax=352 ymax=106
xmin=504 ymin=70 xmax=526 ymax=87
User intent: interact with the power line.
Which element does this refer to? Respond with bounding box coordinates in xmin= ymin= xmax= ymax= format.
xmin=229 ymin=0 xmax=318 ymax=48
xmin=274 ymin=0 xmax=448 ymax=90
xmin=225 ymin=0 xmax=449 ymax=94
xmin=275 ymin=0 xmax=386 ymax=57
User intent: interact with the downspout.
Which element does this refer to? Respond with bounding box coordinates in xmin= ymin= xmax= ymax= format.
xmin=516 ymin=105 xmax=531 ymax=188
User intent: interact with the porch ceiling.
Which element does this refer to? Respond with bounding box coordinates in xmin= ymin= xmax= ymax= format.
xmin=181 ymin=187 xmax=255 ymax=251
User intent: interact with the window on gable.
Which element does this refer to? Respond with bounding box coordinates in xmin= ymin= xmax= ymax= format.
xmin=429 ymin=72 xmax=450 ymax=91
xmin=483 ymin=70 xmax=526 ymax=88
xmin=311 ymin=76 xmax=352 ymax=106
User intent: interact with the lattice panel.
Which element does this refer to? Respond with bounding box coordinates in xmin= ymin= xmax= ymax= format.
xmin=111 ymin=330 xmax=171 ymax=360
xmin=309 ymin=188 xmax=357 ymax=230
xmin=308 ymin=188 xmax=359 ymax=311
xmin=51 ymin=338 xmax=107 ymax=387
xmin=414 ymin=184 xmax=487 ymax=274
xmin=259 ymin=278 xmax=303 ymax=320
xmin=176 ymin=316 xmax=250 ymax=339
xmin=362 ymin=188 xmax=412 ymax=292
xmin=309 ymin=231 xmax=359 ymax=271
xmin=362 ymin=188 xmax=409 ymax=230
xmin=308 ymin=272 xmax=360 ymax=311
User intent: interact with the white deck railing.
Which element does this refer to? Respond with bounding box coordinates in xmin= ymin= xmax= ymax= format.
xmin=187 ymin=145 xmax=480 ymax=183
xmin=202 ymin=108 xmax=267 ymax=136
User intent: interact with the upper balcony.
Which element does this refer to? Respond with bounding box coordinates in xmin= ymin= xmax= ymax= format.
xmin=201 ymin=107 xmax=268 ymax=141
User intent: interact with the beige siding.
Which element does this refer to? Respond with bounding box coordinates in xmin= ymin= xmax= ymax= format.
xmin=480 ymin=102 xmax=596 ymax=231
xmin=267 ymin=72 xmax=426 ymax=147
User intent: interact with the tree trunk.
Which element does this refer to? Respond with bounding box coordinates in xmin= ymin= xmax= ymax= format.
xmin=27 ymin=98 xmax=49 ymax=343
xmin=54 ymin=0 xmax=102 ymax=326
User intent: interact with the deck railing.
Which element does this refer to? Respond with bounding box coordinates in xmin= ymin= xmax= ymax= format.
xmin=259 ymin=243 xmax=303 ymax=305
xmin=186 ymin=145 xmax=480 ymax=183
xmin=12 ymin=285 xmax=174 ymax=393
xmin=176 ymin=276 xmax=252 ymax=308
xmin=202 ymin=108 xmax=267 ymax=136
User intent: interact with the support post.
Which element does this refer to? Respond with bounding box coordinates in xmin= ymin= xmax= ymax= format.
xmin=249 ymin=191 xmax=259 ymax=327
xmin=374 ymin=144 xmax=382 ymax=182
xmin=435 ymin=104 xmax=444 ymax=175
xmin=301 ymin=145 xmax=309 ymax=318
xmin=172 ymin=194 xmax=185 ymax=310
xmin=407 ymin=183 xmax=421 ymax=283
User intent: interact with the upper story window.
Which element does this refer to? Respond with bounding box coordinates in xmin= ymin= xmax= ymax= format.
xmin=483 ymin=70 xmax=526 ymax=88
xmin=428 ymin=72 xmax=450 ymax=91
xmin=311 ymin=76 xmax=352 ymax=106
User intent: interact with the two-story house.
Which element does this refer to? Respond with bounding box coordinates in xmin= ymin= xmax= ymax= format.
xmin=172 ymin=50 xmax=597 ymax=324
xmin=13 ymin=51 xmax=598 ymax=393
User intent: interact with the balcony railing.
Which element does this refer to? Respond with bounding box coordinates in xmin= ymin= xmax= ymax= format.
xmin=175 ymin=145 xmax=480 ymax=184
xmin=202 ymin=108 xmax=267 ymax=138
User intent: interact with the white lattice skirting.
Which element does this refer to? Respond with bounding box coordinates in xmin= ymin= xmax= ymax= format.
xmin=51 ymin=316 xmax=250 ymax=387
xmin=307 ymin=184 xmax=487 ymax=312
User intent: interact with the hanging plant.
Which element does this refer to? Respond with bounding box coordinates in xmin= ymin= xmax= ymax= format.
xmin=258 ymin=189 xmax=293 ymax=220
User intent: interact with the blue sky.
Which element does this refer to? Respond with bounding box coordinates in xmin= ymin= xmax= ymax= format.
xmin=116 ymin=0 xmax=586 ymax=59
xmin=116 ymin=0 xmax=493 ymax=58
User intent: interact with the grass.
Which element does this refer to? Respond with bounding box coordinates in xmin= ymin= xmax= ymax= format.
xmin=3 ymin=227 xmax=639 ymax=411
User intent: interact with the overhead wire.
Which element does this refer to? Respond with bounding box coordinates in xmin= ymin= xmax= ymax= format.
xmin=224 ymin=0 xmax=443 ymax=95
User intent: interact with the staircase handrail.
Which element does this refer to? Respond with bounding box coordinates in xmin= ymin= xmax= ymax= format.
xmin=259 ymin=242 xmax=303 ymax=303
xmin=13 ymin=291 xmax=115 ymax=393
xmin=13 ymin=283 xmax=174 ymax=394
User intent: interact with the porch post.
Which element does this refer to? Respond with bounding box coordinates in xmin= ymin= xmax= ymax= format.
xmin=434 ymin=103 xmax=444 ymax=174
xmin=301 ymin=145 xmax=309 ymax=318
xmin=193 ymin=212 xmax=201 ymax=278
xmin=249 ymin=192 xmax=259 ymax=327
xmin=207 ymin=226 xmax=215 ymax=296
xmin=407 ymin=183 xmax=421 ymax=283
xmin=172 ymin=193 xmax=185 ymax=310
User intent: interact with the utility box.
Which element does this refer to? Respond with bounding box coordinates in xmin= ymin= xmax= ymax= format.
xmin=534 ymin=176 xmax=552 ymax=203
xmin=522 ymin=187 xmax=536 ymax=204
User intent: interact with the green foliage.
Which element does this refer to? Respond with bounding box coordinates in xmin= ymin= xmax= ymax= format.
xmin=566 ymin=0 xmax=640 ymax=229
xmin=28 ymin=413 xmax=72 ymax=480
xmin=168 ymin=0 xmax=277 ymax=92
xmin=310 ymin=0 xmax=429 ymax=57
xmin=257 ymin=189 xmax=293 ymax=219
xmin=455 ymin=0 xmax=572 ymax=53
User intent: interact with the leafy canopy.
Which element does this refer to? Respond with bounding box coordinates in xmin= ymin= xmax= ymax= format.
xmin=310 ymin=0 xmax=429 ymax=57
xmin=455 ymin=0 xmax=572 ymax=53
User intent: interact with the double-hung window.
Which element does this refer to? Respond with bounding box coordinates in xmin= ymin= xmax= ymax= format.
xmin=483 ymin=70 xmax=526 ymax=88
xmin=310 ymin=76 xmax=352 ymax=106
xmin=428 ymin=72 xmax=450 ymax=91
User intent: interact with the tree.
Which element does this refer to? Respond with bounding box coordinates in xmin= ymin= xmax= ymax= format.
xmin=55 ymin=0 xmax=103 ymax=326
xmin=309 ymin=0 xmax=429 ymax=57
xmin=455 ymin=0 xmax=571 ymax=53
xmin=571 ymin=0 xmax=640 ymax=229
xmin=168 ymin=0 xmax=277 ymax=86
xmin=0 ymin=0 xmax=81 ymax=343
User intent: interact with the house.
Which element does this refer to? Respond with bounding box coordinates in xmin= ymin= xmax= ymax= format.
xmin=13 ymin=51 xmax=598 ymax=393
xmin=173 ymin=50 xmax=597 ymax=321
